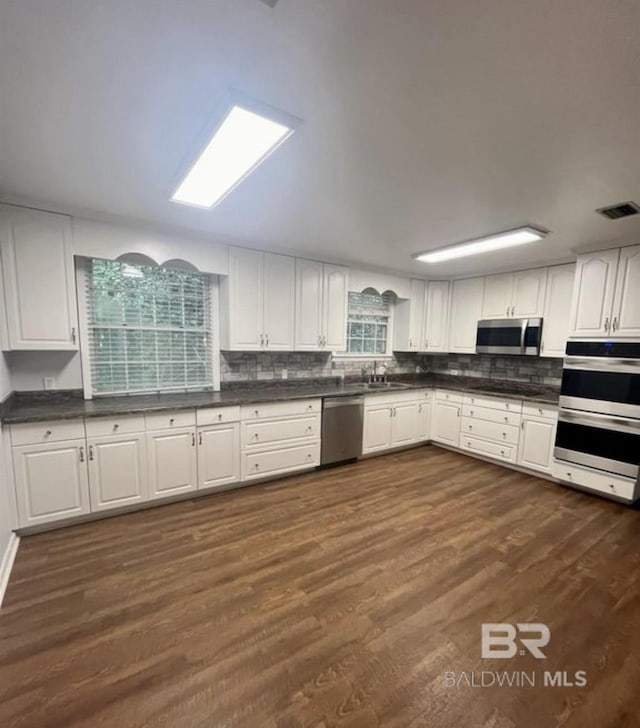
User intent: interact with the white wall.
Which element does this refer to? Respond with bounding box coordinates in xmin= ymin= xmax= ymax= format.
xmin=6 ymin=351 xmax=82 ymax=391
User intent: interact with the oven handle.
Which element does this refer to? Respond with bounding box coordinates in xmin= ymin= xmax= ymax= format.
xmin=563 ymin=357 xmax=640 ymax=373
xmin=558 ymin=409 xmax=640 ymax=434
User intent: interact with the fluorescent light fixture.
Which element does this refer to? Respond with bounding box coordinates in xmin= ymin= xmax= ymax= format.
xmin=171 ymin=102 xmax=296 ymax=208
xmin=413 ymin=226 xmax=548 ymax=264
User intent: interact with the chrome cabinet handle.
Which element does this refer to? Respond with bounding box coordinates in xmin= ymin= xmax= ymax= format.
xmin=198 ymin=432 xmax=202 ymax=445
xmin=265 ymin=333 xmax=269 ymax=347
xmin=511 ymin=305 xmax=515 ymax=316
xmin=260 ymin=334 xmax=264 ymax=347
xmin=89 ymin=445 xmax=94 ymax=460
xmin=612 ymin=317 xmax=618 ymax=332
xmin=79 ymin=446 xmax=85 ymax=462
xmin=604 ymin=317 xmax=610 ymax=333
xmin=71 ymin=327 xmax=76 ymax=344
xmin=506 ymin=307 xmax=509 ymax=316
xmin=191 ymin=432 xmax=195 ymax=447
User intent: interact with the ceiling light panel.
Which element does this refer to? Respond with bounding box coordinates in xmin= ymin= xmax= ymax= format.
xmin=171 ymin=103 xmax=296 ymax=209
xmin=413 ymin=226 xmax=548 ymax=264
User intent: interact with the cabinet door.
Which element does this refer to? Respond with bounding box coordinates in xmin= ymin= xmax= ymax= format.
xmin=423 ymin=281 xmax=450 ymax=352
xmin=294 ymin=259 xmax=324 ymax=350
xmin=512 ymin=268 xmax=547 ymax=318
xmin=391 ymin=402 xmax=419 ymax=447
xmin=13 ymin=440 xmax=90 ymax=526
xmin=449 ymin=277 xmax=484 ymax=353
xmin=517 ymin=417 xmax=556 ymax=473
xmin=0 ymin=205 xmax=78 ymax=350
xmin=362 ymin=406 xmax=392 ymax=454
xmin=198 ymin=422 xmax=240 ymax=490
xmin=432 ymin=401 xmax=460 ymax=447
xmin=226 ymin=247 xmax=264 ymax=350
xmin=393 ymin=279 xmax=425 ymax=352
xmin=147 ymin=428 xmax=197 ymax=499
xmin=569 ymin=250 xmax=619 ymax=337
xmin=87 ymin=434 xmax=148 ymax=511
xmin=541 ymin=264 xmax=575 ymax=357
xmin=481 ymin=273 xmax=513 ymax=319
xmin=263 ymin=253 xmax=295 ymax=350
xmin=611 ymin=245 xmax=640 ymax=338
xmin=323 ymin=264 xmax=348 ymax=350
xmin=417 ymin=400 xmax=432 ymax=441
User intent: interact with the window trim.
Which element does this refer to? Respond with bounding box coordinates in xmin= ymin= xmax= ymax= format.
xmin=76 ymin=257 xmax=221 ymax=400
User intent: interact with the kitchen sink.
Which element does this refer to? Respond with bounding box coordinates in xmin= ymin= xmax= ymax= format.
xmin=353 ymin=381 xmax=413 ymax=390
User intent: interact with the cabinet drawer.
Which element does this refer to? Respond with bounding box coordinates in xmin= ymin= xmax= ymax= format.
xmin=242 ymin=414 xmax=320 ymax=450
xmin=522 ymin=402 xmax=557 ymax=420
xmin=364 ymin=389 xmax=427 ymax=407
xmin=551 ymin=461 xmax=637 ymax=502
xmin=197 ymin=406 xmax=241 ymax=426
xmin=240 ymin=399 xmax=320 ymax=420
xmin=460 ymin=435 xmax=516 ymax=463
xmin=435 ymin=389 xmax=463 ymax=404
xmin=85 ymin=415 xmax=146 ymax=438
xmin=241 ymin=441 xmax=320 ymax=480
xmin=462 ymin=404 xmax=521 ymax=427
xmin=461 ymin=417 xmax=520 ymax=445
xmin=145 ymin=410 xmax=196 ymax=431
xmin=463 ymin=393 xmax=522 ymax=412
xmin=11 ymin=419 xmax=86 ymax=446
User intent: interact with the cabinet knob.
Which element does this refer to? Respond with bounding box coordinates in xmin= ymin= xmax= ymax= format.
xmin=218 ymin=413 xmax=222 ymax=421
xmin=113 ymin=423 xmax=119 ymax=430
xmin=468 ymin=424 xmax=472 ymax=430
xmin=45 ymin=430 xmax=52 ymax=437
xmin=504 ymin=416 xmax=508 ymax=423
xmin=170 ymin=418 xmax=175 ymax=425
xmin=254 ymin=409 xmax=259 ymax=417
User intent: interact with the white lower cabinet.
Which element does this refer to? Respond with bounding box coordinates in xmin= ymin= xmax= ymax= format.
xmin=197 ymin=422 xmax=241 ymax=490
xmin=392 ymin=402 xmax=420 ymax=446
xmin=362 ymin=405 xmax=393 ymax=454
xmin=87 ymin=433 xmax=148 ymax=511
xmin=147 ymin=427 xmax=198 ymax=500
xmin=517 ymin=411 xmax=557 ymax=474
xmin=13 ymin=439 xmax=90 ymax=527
xmin=417 ymin=398 xmax=432 ymax=441
xmin=432 ymin=392 xmax=462 ymax=447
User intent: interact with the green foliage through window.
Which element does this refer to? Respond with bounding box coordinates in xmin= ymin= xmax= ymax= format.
xmin=88 ymin=259 xmax=212 ymax=394
xmin=346 ymin=291 xmax=391 ymax=355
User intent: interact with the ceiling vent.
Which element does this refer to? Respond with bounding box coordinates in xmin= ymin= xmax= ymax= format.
xmin=596 ymin=201 xmax=640 ymax=220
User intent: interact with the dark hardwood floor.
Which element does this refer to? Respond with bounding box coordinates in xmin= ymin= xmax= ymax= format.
xmin=1 ymin=445 xmax=640 ymax=728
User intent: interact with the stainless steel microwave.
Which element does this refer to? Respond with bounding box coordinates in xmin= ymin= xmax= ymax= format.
xmin=476 ymin=318 xmax=543 ymax=356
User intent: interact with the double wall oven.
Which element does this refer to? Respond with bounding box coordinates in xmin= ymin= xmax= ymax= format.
xmin=554 ymin=341 xmax=640 ymax=484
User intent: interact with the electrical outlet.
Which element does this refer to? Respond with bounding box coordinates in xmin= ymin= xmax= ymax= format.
xmin=281 ymin=368 xmax=288 ymax=379
xmin=43 ymin=377 xmax=56 ymax=390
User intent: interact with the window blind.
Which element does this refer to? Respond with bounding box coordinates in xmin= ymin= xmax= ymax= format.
xmin=86 ymin=259 xmax=213 ymax=395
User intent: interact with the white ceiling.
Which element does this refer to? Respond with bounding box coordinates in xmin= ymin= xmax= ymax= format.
xmin=1 ymin=0 xmax=640 ymax=278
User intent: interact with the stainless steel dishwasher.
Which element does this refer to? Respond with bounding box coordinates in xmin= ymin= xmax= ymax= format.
xmin=321 ymin=396 xmax=364 ymax=465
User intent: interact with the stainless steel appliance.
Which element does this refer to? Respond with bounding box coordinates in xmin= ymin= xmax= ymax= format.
xmin=554 ymin=341 xmax=640 ymax=481
xmin=321 ymin=396 xmax=364 ymax=465
xmin=476 ymin=318 xmax=543 ymax=356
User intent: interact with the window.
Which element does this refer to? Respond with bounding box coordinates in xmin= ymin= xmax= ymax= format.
xmin=83 ymin=259 xmax=213 ymax=395
xmin=346 ymin=291 xmax=392 ymax=355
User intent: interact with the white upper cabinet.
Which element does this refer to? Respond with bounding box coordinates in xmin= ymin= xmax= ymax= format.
xmin=393 ymin=278 xmax=425 ymax=352
xmin=221 ymin=247 xmax=295 ymax=351
xmin=611 ymin=244 xmax=640 ymax=337
xmin=0 ymin=204 xmax=78 ymax=351
xmin=482 ymin=269 xmax=546 ymax=319
xmin=512 ymin=269 xmax=547 ymax=318
xmin=263 ymin=253 xmax=296 ymax=350
xmin=295 ymin=259 xmax=347 ymax=351
xmin=541 ymin=264 xmax=575 ymax=357
xmin=449 ymin=277 xmax=484 ymax=353
xmin=569 ymin=249 xmax=620 ymax=338
xmin=322 ymin=264 xmax=348 ymax=350
xmin=481 ymin=273 xmax=513 ymax=319
xmin=423 ymin=281 xmax=450 ymax=352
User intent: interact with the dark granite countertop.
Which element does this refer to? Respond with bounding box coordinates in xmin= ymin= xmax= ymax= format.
xmin=0 ymin=374 xmax=559 ymax=425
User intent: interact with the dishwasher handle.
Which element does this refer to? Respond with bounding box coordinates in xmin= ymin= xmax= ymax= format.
xmin=323 ymin=397 xmax=364 ymax=409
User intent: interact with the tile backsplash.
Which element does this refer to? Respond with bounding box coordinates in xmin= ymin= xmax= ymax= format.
xmin=220 ymin=352 xmax=419 ymax=383
xmin=419 ymin=353 xmax=563 ymax=386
